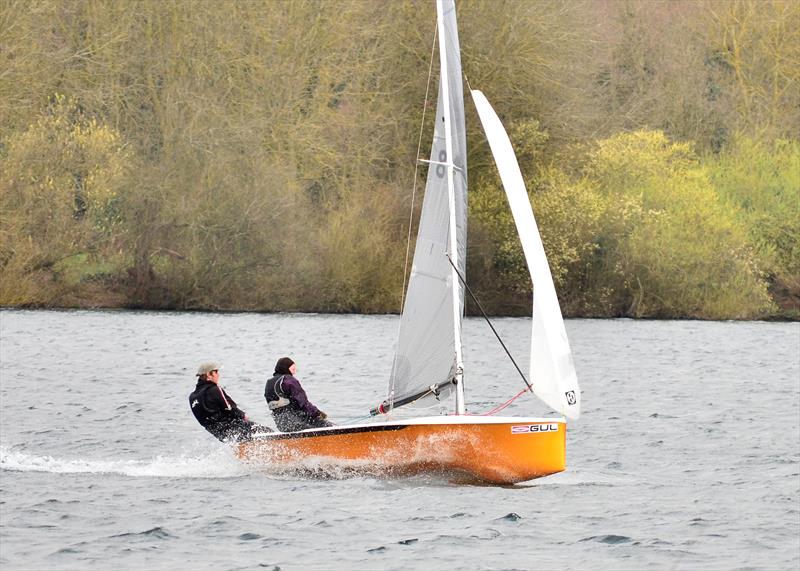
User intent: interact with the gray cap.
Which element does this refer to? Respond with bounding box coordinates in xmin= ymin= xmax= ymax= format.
xmin=196 ymin=362 xmax=221 ymax=376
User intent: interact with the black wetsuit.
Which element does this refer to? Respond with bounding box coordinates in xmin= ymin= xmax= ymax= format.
xmin=189 ymin=379 xmax=262 ymax=442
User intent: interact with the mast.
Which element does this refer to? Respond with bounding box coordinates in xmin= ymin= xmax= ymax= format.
xmin=437 ymin=0 xmax=465 ymax=415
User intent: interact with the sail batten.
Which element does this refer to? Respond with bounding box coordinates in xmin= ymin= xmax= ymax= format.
xmin=470 ymin=89 xmax=581 ymax=419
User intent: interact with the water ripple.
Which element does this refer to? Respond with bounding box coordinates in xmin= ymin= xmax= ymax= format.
xmin=580 ymin=534 xmax=633 ymax=545
xmin=111 ymin=527 xmax=175 ymax=541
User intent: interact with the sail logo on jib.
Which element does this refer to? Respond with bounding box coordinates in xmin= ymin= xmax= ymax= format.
xmin=511 ymin=423 xmax=559 ymax=434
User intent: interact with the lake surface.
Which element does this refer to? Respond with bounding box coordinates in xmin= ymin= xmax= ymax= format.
xmin=1 ymin=309 xmax=798 ymax=570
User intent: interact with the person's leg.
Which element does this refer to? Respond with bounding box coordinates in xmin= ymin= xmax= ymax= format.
xmin=274 ymin=410 xmax=305 ymax=432
xmin=307 ymin=416 xmax=333 ymax=429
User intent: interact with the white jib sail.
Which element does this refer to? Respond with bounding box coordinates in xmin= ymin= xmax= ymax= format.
xmin=470 ymin=90 xmax=581 ymax=420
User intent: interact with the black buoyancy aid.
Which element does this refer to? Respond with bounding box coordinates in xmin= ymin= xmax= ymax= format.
xmin=264 ymin=374 xmax=292 ymax=411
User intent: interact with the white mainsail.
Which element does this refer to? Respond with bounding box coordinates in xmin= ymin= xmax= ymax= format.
xmin=388 ymin=0 xmax=467 ymax=412
xmin=470 ymin=90 xmax=581 ymax=420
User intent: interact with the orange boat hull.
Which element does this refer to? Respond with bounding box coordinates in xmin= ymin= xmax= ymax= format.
xmin=236 ymin=417 xmax=566 ymax=484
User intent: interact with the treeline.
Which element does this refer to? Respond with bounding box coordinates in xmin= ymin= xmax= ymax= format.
xmin=1 ymin=0 xmax=797 ymax=319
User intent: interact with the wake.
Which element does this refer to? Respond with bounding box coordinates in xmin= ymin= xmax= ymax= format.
xmin=0 ymin=446 xmax=250 ymax=479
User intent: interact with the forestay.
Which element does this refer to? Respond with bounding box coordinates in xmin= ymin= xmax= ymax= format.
xmin=388 ymin=0 xmax=467 ymax=412
xmin=470 ymin=90 xmax=581 ymax=420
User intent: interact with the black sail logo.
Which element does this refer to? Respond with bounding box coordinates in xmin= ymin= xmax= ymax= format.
xmin=565 ymin=391 xmax=576 ymax=405
xmin=436 ymin=149 xmax=447 ymax=178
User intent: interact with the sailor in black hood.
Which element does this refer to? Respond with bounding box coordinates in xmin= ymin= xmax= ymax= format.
xmin=264 ymin=357 xmax=333 ymax=432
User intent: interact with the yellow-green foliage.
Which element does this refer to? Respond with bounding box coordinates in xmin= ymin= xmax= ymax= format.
xmin=470 ymin=163 xmax=605 ymax=295
xmin=707 ymin=138 xmax=800 ymax=305
xmin=533 ymin=168 xmax=612 ymax=313
xmin=585 ymin=131 xmax=773 ymax=318
xmin=471 ymin=130 xmax=775 ymax=318
xmin=0 ymin=0 xmax=797 ymax=317
xmin=0 ymin=95 xmax=130 ymax=305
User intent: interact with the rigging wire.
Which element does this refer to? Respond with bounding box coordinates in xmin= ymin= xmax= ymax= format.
xmin=399 ymin=23 xmax=438 ymax=311
xmin=445 ymin=254 xmax=533 ymax=393
xmin=385 ymin=22 xmax=439 ymax=416
xmin=340 ymin=414 xmax=374 ymax=425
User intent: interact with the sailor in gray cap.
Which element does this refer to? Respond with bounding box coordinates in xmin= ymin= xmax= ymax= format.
xmin=189 ymin=361 xmax=269 ymax=441
xmin=196 ymin=362 xmax=221 ymax=376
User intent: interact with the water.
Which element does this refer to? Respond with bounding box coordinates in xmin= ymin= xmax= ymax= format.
xmin=1 ymin=310 xmax=798 ymax=570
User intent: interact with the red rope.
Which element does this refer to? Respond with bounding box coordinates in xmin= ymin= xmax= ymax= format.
xmin=479 ymin=388 xmax=530 ymax=416
xmin=454 ymin=387 xmax=532 ymax=417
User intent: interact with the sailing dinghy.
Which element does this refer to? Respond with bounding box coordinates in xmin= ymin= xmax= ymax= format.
xmin=237 ymin=0 xmax=580 ymax=485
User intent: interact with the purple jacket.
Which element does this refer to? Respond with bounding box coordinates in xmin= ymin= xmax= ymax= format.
xmin=265 ymin=374 xmax=322 ymax=418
